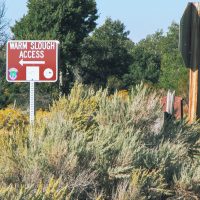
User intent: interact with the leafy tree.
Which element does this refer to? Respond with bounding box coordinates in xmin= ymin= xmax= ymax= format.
xmin=12 ymin=0 xmax=98 ymax=94
xmin=137 ymin=30 xmax=164 ymax=53
xmin=123 ymin=22 xmax=188 ymax=96
xmin=158 ymin=22 xmax=188 ymax=96
xmin=79 ymin=18 xmax=133 ymax=89
xmin=123 ymin=31 xmax=162 ymax=87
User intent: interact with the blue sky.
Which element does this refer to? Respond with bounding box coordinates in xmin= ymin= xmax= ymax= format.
xmin=4 ymin=0 xmax=193 ymax=43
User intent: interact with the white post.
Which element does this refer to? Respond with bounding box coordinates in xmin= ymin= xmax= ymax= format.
xmin=166 ymin=90 xmax=175 ymax=115
xmin=30 ymin=82 xmax=35 ymax=124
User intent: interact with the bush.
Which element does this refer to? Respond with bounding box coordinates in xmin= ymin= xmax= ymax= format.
xmin=0 ymin=83 xmax=199 ymax=199
xmin=0 ymin=108 xmax=28 ymax=130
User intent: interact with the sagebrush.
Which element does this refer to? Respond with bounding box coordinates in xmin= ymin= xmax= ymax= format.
xmin=0 ymin=83 xmax=199 ymax=200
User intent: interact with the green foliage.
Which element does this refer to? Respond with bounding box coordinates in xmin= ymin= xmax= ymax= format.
xmin=12 ymin=0 xmax=98 ymax=94
xmin=158 ymin=22 xmax=188 ymax=96
xmin=123 ymin=44 xmax=161 ymax=86
xmin=123 ymin=31 xmax=163 ymax=87
xmin=2 ymin=3 xmax=188 ymax=106
xmin=0 ymin=84 xmax=199 ymax=199
xmin=0 ymin=108 xmax=28 ymax=130
xmin=123 ymin=22 xmax=188 ymax=96
xmin=0 ymin=177 xmax=70 ymax=199
xmin=0 ymin=0 xmax=188 ymax=107
xmin=131 ymin=168 xmax=172 ymax=199
xmin=50 ymin=82 xmax=99 ymax=132
xmin=173 ymin=164 xmax=200 ymax=199
xmin=107 ymin=76 xmax=124 ymax=92
xmin=79 ymin=18 xmax=133 ymax=88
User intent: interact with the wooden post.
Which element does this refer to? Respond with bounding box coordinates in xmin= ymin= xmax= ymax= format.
xmin=189 ymin=67 xmax=199 ymax=123
xmin=188 ymin=3 xmax=200 ymax=124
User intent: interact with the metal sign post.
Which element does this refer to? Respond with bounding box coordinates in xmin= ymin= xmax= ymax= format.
xmin=180 ymin=2 xmax=200 ymax=123
xmin=30 ymin=82 xmax=35 ymax=124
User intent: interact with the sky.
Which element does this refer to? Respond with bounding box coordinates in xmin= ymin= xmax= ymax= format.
xmin=4 ymin=0 xmax=195 ymax=43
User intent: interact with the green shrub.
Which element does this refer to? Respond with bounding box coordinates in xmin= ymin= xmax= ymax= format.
xmin=0 ymin=83 xmax=199 ymax=199
xmin=0 ymin=108 xmax=28 ymax=130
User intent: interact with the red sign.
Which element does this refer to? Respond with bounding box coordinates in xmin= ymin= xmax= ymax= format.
xmin=6 ymin=40 xmax=59 ymax=82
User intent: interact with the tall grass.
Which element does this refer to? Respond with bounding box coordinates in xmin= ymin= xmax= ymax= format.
xmin=0 ymin=83 xmax=199 ymax=199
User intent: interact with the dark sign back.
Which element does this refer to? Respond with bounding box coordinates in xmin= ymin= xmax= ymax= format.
xmin=180 ymin=3 xmax=200 ymax=68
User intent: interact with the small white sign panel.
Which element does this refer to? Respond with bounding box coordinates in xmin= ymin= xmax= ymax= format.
xmin=26 ymin=66 xmax=39 ymax=81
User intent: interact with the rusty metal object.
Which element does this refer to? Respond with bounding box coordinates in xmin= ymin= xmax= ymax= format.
xmin=166 ymin=91 xmax=175 ymax=114
xmin=161 ymin=96 xmax=183 ymax=120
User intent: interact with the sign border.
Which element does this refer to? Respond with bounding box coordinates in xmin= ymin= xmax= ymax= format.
xmin=6 ymin=40 xmax=59 ymax=83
